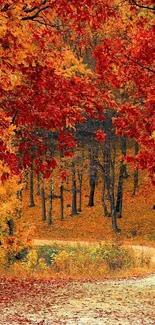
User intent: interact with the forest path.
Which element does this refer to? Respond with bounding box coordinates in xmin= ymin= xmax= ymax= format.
xmin=33 ymin=239 xmax=155 ymax=264
xmin=1 ymin=272 xmax=155 ymax=324
xmin=0 ymin=240 xmax=155 ymax=324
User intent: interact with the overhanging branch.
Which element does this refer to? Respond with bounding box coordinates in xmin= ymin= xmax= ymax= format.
xmin=130 ymin=0 xmax=155 ymax=11
xmin=22 ymin=5 xmax=50 ymax=21
xmin=125 ymin=55 xmax=155 ymax=74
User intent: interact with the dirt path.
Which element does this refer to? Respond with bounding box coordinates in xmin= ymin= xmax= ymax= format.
xmin=0 ymin=240 xmax=155 ymax=324
xmin=0 ymin=274 xmax=155 ymax=324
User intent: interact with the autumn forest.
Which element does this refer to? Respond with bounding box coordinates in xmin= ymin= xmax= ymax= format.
xmin=0 ymin=1 xmax=155 ymax=324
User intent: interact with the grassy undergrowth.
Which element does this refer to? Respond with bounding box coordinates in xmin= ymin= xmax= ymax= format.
xmin=1 ymin=242 xmax=154 ymax=280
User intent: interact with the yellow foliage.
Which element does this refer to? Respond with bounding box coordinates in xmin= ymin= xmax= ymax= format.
xmin=26 ymin=250 xmax=38 ymax=269
xmin=54 ymin=49 xmax=93 ymax=78
xmin=151 ymin=131 xmax=155 ymax=139
xmin=38 ymin=258 xmax=49 ymax=270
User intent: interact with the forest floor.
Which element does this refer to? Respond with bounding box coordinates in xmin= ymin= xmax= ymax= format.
xmin=0 ymin=271 xmax=155 ymax=324
xmin=22 ymin=178 xmax=155 ymax=246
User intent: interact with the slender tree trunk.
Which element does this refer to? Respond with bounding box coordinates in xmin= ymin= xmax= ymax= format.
xmin=7 ymin=219 xmax=14 ymax=236
xmin=120 ymin=136 xmax=129 ymax=178
xmin=104 ymin=110 xmax=120 ymax=232
xmin=71 ymin=159 xmax=78 ymax=215
xmin=101 ymin=146 xmax=109 ymax=216
xmin=115 ymin=160 xmax=124 ymax=218
xmin=17 ymin=189 xmax=22 ymax=218
xmin=48 ymin=185 xmax=53 ymax=225
xmin=36 ymin=173 xmax=41 ymax=195
xmin=88 ymin=178 xmax=96 ymax=206
xmin=133 ymin=141 xmax=139 ymax=196
xmin=41 ymin=187 xmax=46 ymax=221
xmin=60 ymin=185 xmax=64 ymax=220
xmin=29 ymin=164 xmax=35 ymax=207
xmin=88 ymin=147 xmax=97 ymax=207
xmin=24 ymin=168 xmax=29 ymax=190
xmin=110 ymin=142 xmax=120 ymax=232
xmin=78 ymin=171 xmax=82 ymax=212
xmin=115 ymin=136 xmax=130 ymax=218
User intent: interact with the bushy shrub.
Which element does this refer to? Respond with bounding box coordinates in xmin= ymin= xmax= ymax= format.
xmin=90 ymin=242 xmax=133 ymax=270
xmin=36 ymin=245 xmax=60 ymax=266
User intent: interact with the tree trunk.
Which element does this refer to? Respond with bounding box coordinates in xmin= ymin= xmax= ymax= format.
xmin=88 ymin=147 xmax=97 ymax=207
xmin=110 ymin=142 xmax=120 ymax=232
xmin=48 ymin=186 xmax=53 ymax=225
xmin=88 ymin=178 xmax=96 ymax=206
xmin=78 ymin=171 xmax=82 ymax=212
xmin=36 ymin=173 xmax=41 ymax=195
xmin=115 ymin=160 xmax=124 ymax=218
xmin=60 ymin=185 xmax=64 ymax=220
xmin=24 ymin=168 xmax=29 ymax=190
xmin=104 ymin=110 xmax=120 ymax=232
xmin=101 ymin=173 xmax=109 ymax=216
xmin=17 ymin=189 xmax=22 ymax=218
xmin=71 ymin=160 xmax=78 ymax=215
xmin=120 ymin=136 xmax=129 ymax=178
xmin=116 ymin=136 xmax=129 ymax=218
xmin=7 ymin=219 xmax=14 ymax=236
xmin=133 ymin=141 xmax=139 ymax=196
xmin=41 ymin=187 xmax=46 ymax=221
xmin=29 ymin=165 xmax=35 ymax=207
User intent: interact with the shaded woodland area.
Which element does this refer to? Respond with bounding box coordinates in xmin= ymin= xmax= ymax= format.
xmin=20 ymin=117 xmax=140 ymax=235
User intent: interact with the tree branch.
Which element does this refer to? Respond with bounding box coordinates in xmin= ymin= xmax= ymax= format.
xmin=11 ymin=111 xmax=18 ymax=125
xmin=23 ymin=1 xmax=47 ymax=13
xmin=130 ymin=0 xmax=155 ymax=11
xmin=33 ymin=19 xmax=63 ymax=32
xmin=22 ymin=5 xmax=50 ymax=21
xmin=125 ymin=55 xmax=155 ymax=74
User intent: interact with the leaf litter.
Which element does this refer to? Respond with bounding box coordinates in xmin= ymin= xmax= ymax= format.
xmin=0 ymin=274 xmax=155 ymax=325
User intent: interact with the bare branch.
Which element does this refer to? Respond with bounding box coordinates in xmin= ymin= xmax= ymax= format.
xmin=23 ymin=1 xmax=47 ymax=13
xmin=33 ymin=19 xmax=62 ymax=31
xmin=11 ymin=111 xmax=18 ymax=125
xmin=130 ymin=0 xmax=155 ymax=11
xmin=22 ymin=5 xmax=50 ymax=21
xmin=125 ymin=55 xmax=155 ymax=74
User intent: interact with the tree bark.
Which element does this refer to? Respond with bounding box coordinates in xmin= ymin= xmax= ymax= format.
xmin=29 ymin=164 xmax=35 ymax=207
xmin=36 ymin=173 xmax=41 ymax=195
xmin=7 ymin=219 xmax=14 ymax=236
xmin=60 ymin=185 xmax=64 ymax=220
xmin=110 ymin=141 xmax=120 ymax=232
xmin=17 ymin=189 xmax=22 ymax=218
xmin=103 ymin=110 xmax=120 ymax=232
xmin=101 ymin=146 xmax=109 ymax=216
xmin=88 ymin=177 xmax=96 ymax=207
xmin=88 ymin=147 xmax=97 ymax=207
xmin=41 ymin=187 xmax=46 ymax=221
xmin=133 ymin=141 xmax=139 ymax=196
xmin=48 ymin=186 xmax=53 ymax=225
xmin=120 ymin=136 xmax=129 ymax=178
xmin=71 ymin=159 xmax=78 ymax=215
xmin=24 ymin=168 xmax=29 ymax=190
xmin=78 ymin=171 xmax=82 ymax=212
xmin=115 ymin=160 xmax=124 ymax=218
